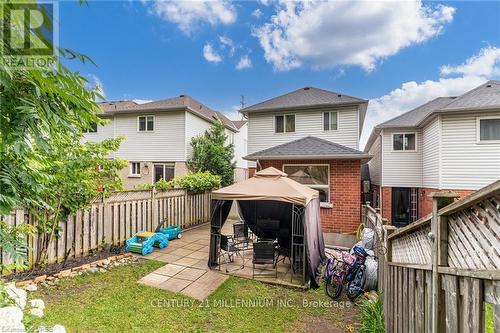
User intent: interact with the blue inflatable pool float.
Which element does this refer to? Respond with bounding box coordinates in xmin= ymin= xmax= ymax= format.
xmin=126 ymin=232 xmax=169 ymax=256
xmin=158 ymin=226 xmax=182 ymax=240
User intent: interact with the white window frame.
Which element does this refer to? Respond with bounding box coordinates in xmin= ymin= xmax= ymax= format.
xmin=476 ymin=116 xmax=500 ymax=144
xmin=282 ymin=164 xmax=330 ymax=204
xmin=275 ymin=114 xmax=296 ymax=133
xmin=152 ymin=163 xmax=175 ymax=183
xmin=323 ymin=111 xmax=339 ymax=131
xmin=129 ymin=162 xmax=141 ymax=177
xmin=137 ymin=115 xmax=155 ymax=132
xmin=392 ymin=132 xmax=417 ymax=152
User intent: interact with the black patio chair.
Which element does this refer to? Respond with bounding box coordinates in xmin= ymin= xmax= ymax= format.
xmin=252 ymin=241 xmax=277 ymax=278
xmin=218 ymin=235 xmax=240 ymax=272
xmin=233 ymin=223 xmax=252 ymax=249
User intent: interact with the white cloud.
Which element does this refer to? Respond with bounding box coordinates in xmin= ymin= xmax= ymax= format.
xmin=132 ymin=99 xmax=153 ymax=104
xmin=235 ymin=55 xmax=252 ymax=70
xmin=440 ymin=47 xmax=500 ymax=77
xmin=219 ymin=35 xmax=236 ymax=56
xmin=147 ymin=0 xmax=236 ymax=35
xmin=361 ymin=47 xmax=500 ymax=149
xmin=203 ymin=43 xmax=222 ymax=63
xmin=252 ymin=8 xmax=263 ymax=18
xmin=254 ymin=1 xmax=455 ymax=71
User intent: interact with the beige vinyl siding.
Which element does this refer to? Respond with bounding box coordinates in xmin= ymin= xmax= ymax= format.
xmin=422 ymin=117 xmax=440 ymax=188
xmin=381 ymin=128 xmax=423 ymax=187
xmin=233 ymin=123 xmax=248 ymax=169
xmin=367 ymin=135 xmax=382 ymax=185
xmin=82 ymin=120 xmax=114 ymax=143
xmin=440 ymin=111 xmax=500 ymax=190
xmin=114 ymin=111 xmax=186 ymax=161
xmin=247 ymin=106 xmax=360 ymax=154
xmin=184 ymin=112 xmax=212 ymax=159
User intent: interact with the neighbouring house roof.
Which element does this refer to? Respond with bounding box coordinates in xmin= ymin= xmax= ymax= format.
xmin=99 ymin=95 xmax=238 ymax=132
xmin=363 ymin=80 xmax=500 ymax=152
xmin=244 ymin=136 xmax=372 ymax=162
xmin=232 ymin=120 xmax=247 ymax=130
xmin=441 ymin=80 xmax=500 ymax=111
xmin=375 ymin=97 xmax=457 ymax=129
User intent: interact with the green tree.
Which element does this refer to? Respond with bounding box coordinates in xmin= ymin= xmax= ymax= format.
xmin=0 ymin=1 xmax=125 ymax=267
xmin=187 ymin=121 xmax=235 ymax=187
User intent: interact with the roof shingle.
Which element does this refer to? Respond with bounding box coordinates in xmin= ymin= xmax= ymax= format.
xmin=244 ymin=136 xmax=371 ymax=161
xmin=240 ymin=87 xmax=367 ymax=113
xmin=99 ymin=95 xmax=238 ymax=131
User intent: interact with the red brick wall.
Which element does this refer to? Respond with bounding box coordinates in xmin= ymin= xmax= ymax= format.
xmin=418 ymin=188 xmax=475 ymax=218
xmin=248 ymin=167 xmax=256 ymax=178
xmin=258 ymin=159 xmax=361 ymax=234
xmin=380 ymin=186 xmax=476 ymax=224
xmin=381 ymin=186 xmax=392 ymax=224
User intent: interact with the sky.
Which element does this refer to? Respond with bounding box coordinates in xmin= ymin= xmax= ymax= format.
xmin=58 ymin=0 xmax=500 ymax=148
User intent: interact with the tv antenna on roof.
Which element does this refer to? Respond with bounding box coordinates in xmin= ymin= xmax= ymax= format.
xmin=240 ymin=95 xmax=245 ymax=110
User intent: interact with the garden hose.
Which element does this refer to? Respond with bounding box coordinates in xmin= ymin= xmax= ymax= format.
xmin=355 ymin=223 xmax=365 ymax=242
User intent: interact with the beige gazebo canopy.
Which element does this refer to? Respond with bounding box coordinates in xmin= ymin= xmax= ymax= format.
xmin=212 ymin=167 xmax=319 ymax=206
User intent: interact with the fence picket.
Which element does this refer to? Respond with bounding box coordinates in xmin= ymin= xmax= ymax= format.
xmin=1 ymin=190 xmax=211 ymax=274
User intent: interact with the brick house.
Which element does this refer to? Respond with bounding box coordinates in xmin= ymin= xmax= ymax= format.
xmin=365 ymin=81 xmax=500 ymax=227
xmin=241 ymin=87 xmax=371 ymax=246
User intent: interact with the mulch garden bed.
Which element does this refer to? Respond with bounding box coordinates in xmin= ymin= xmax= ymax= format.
xmin=4 ymin=245 xmax=126 ymax=282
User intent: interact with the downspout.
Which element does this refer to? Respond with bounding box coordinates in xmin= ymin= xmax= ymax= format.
xmin=256 ymin=159 xmax=262 ymax=171
xmin=379 ymin=131 xmax=383 ymax=212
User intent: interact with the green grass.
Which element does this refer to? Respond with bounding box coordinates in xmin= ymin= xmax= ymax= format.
xmin=357 ymin=294 xmax=384 ymax=333
xmin=33 ymin=260 xmax=358 ymax=333
xmin=485 ymin=303 xmax=494 ymax=333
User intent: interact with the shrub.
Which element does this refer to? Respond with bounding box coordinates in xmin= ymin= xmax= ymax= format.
xmin=358 ymin=293 xmax=385 ymax=333
xmin=137 ymin=172 xmax=220 ymax=193
xmin=171 ymin=172 xmax=221 ymax=193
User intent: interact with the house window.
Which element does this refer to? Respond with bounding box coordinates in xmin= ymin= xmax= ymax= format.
xmin=130 ymin=162 xmax=141 ymax=176
xmin=393 ymin=133 xmax=416 ymax=151
xmin=153 ymin=163 xmax=175 ymax=183
xmin=283 ymin=165 xmax=329 ymax=203
xmin=138 ymin=115 xmax=154 ymax=132
xmin=228 ymin=132 xmax=234 ymax=144
xmin=275 ymin=114 xmax=295 ymax=133
xmin=323 ymin=111 xmax=338 ymax=131
xmin=84 ymin=123 xmax=97 ymax=133
xmin=478 ymin=117 xmax=500 ymax=142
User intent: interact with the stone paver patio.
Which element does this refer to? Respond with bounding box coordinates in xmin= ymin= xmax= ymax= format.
xmin=138 ymin=223 xmax=228 ymax=300
xmin=138 ymin=221 xmax=305 ymax=300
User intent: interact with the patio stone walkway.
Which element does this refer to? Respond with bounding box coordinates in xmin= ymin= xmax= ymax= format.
xmin=138 ymin=224 xmax=229 ymax=300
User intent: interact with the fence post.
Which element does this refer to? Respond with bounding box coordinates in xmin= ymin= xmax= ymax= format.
xmin=151 ymin=188 xmax=157 ymax=230
xmin=383 ymin=225 xmax=396 ymax=332
xmin=429 ymin=192 xmax=458 ymax=333
xmin=184 ymin=190 xmax=190 ymax=228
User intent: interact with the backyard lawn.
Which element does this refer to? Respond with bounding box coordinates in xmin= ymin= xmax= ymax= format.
xmin=33 ymin=259 xmax=359 ymax=333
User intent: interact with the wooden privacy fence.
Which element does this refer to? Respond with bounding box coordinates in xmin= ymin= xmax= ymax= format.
xmin=1 ymin=189 xmax=211 ymax=274
xmin=364 ymin=179 xmax=500 ymax=333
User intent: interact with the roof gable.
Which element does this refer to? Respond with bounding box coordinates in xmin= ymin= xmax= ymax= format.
xmin=240 ymin=87 xmax=367 ymax=113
